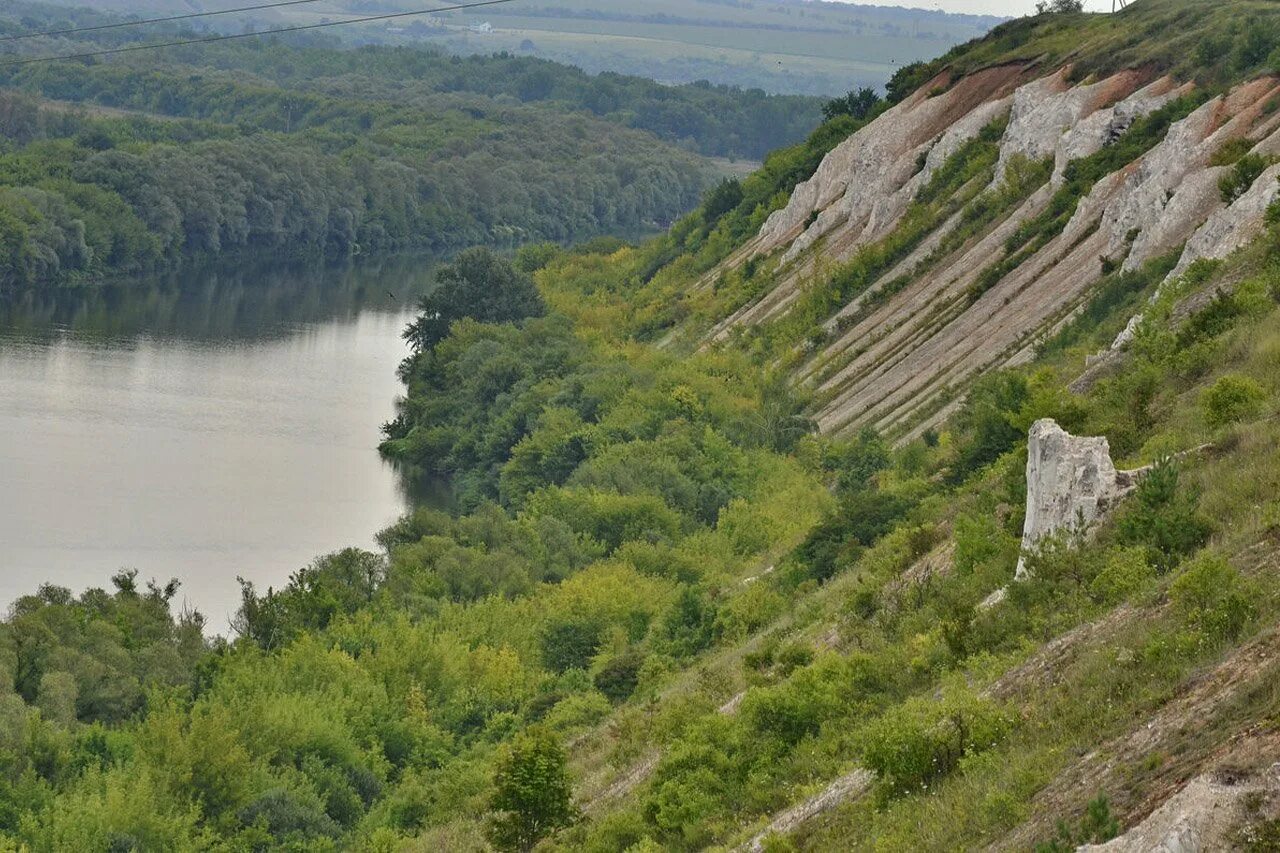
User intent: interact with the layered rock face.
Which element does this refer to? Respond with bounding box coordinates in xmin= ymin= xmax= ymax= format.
xmin=1015 ymin=419 xmax=1135 ymax=579
xmin=1110 ymin=159 xmax=1280 ymax=350
xmin=698 ymin=64 xmax=1280 ymax=441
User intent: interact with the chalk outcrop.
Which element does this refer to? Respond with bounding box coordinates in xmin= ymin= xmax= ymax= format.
xmin=697 ymin=62 xmax=1280 ymax=440
xmin=1052 ymin=79 xmax=1183 ymax=182
xmin=1108 ymin=158 xmax=1280 ymax=352
xmin=1016 ymin=419 xmax=1137 ymax=578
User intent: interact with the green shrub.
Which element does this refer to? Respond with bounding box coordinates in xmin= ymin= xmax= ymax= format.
xmin=1035 ymin=794 xmax=1121 ymax=851
xmin=488 ymin=727 xmax=575 ymax=851
xmin=954 ymin=513 xmax=1012 ymax=575
xmin=857 ymin=689 xmax=1011 ymax=796
xmin=1209 ymin=137 xmax=1254 ymax=167
xmin=1169 ymin=552 xmax=1258 ymax=645
xmin=796 ymin=488 xmax=912 ymax=582
xmin=541 ymin=619 xmax=603 ymax=674
xmin=950 ymin=372 xmax=1030 ymax=479
xmin=1088 ymin=547 xmax=1155 ymax=605
xmin=594 ymin=651 xmax=645 ymax=703
xmin=1219 ymin=154 xmax=1272 ymax=204
xmin=1202 ymin=374 xmax=1266 ymax=427
xmin=1115 ymin=460 xmax=1214 ymax=573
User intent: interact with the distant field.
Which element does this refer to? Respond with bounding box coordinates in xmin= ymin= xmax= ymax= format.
xmin=29 ymin=0 xmax=1003 ymax=95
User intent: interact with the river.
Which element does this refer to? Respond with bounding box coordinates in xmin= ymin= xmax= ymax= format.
xmin=0 ymin=255 xmax=439 ymax=630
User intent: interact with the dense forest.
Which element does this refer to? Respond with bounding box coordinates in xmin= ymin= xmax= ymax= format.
xmin=0 ymin=89 xmax=710 ymax=288
xmin=0 ymin=2 xmax=828 ymax=289
xmin=7 ymin=0 xmax=1280 ymax=850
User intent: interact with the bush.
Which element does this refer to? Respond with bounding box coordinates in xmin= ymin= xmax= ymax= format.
xmin=1035 ymin=794 xmax=1120 ymax=851
xmin=488 ymin=727 xmax=575 ymax=851
xmin=1219 ymin=154 xmax=1271 ymax=204
xmin=795 ymin=489 xmax=914 ymax=582
xmin=403 ymin=247 xmax=546 ymax=353
xmin=237 ymin=788 xmax=342 ymax=843
xmin=593 ymin=651 xmax=645 ymax=703
xmin=1088 ymin=547 xmax=1155 ymax=605
xmin=950 ymin=372 xmax=1030 ymax=479
xmin=857 ymin=689 xmax=1010 ymax=796
xmin=1034 ymin=0 xmax=1082 ymax=11
xmin=540 ymin=619 xmax=603 ymax=674
xmin=954 ymin=513 xmax=1012 ymax=575
xmin=1170 ymin=552 xmax=1258 ymax=645
xmin=1202 ymin=374 xmax=1266 ymax=428
xmin=822 ymin=87 xmax=881 ymax=122
xmin=1209 ymin=137 xmax=1254 ymax=167
xmin=1115 ymin=460 xmax=1213 ymax=573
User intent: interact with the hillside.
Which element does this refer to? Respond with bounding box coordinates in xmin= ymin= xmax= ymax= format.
xmin=25 ymin=0 xmax=1004 ymax=96
xmin=6 ymin=0 xmax=1280 ymax=850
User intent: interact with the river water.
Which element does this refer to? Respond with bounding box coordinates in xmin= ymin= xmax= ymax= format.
xmin=0 ymin=255 xmax=438 ymax=629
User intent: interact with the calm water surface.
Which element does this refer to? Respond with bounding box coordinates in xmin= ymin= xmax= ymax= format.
xmin=0 ymin=256 xmax=438 ymax=629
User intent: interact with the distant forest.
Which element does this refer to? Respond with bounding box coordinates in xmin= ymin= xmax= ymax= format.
xmin=0 ymin=3 xmax=826 ymax=288
xmin=23 ymin=0 xmax=1002 ymax=96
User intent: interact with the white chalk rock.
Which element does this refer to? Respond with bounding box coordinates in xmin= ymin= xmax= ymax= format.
xmin=1112 ymin=160 xmax=1280 ymax=350
xmin=1016 ymin=419 xmax=1134 ymax=578
xmin=1053 ymin=79 xmax=1181 ymax=184
xmin=1169 ymin=161 xmax=1280 ymax=280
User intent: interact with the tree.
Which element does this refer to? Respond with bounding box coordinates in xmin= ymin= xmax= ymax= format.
xmin=1202 ymin=374 xmax=1266 ymax=427
xmin=540 ymin=619 xmax=602 ymax=674
xmin=404 ymin=247 xmax=546 ymax=353
xmin=487 ymin=727 xmax=575 ymax=851
xmin=1116 ymin=459 xmax=1213 ymax=572
xmin=822 ymin=87 xmax=881 ymax=122
xmin=748 ymin=373 xmax=815 ymax=453
xmin=701 ymin=178 xmax=743 ymax=227
xmin=1035 ymin=0 xmax=1083 ymax=13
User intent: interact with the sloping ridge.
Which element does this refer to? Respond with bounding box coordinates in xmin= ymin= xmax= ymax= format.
xmin=698 ymin=62 xmax=1280 ymax=441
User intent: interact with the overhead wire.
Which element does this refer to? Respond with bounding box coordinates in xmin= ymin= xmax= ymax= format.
xmin=0 ymin=0 xmax=523 ymax=67
xmin=0 ymin=0 xmax=334 ymax=44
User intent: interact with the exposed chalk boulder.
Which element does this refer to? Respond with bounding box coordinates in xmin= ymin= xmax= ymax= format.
xmin=776 ymin=96 xmax=1013 ymax=266
xmin=857 ymin=96 xmax=1013 ymax=251
xmin=998 ymin=69 xmax=1169 ymax=184
xmin=1079 ymin=764 xmax=1280 ymax=852
xmin=1109 ymin=313 xmax=1145 ymax=350
xmin=1088 ymin=96 xmax=1222 ymax=263
xmin=1016 ymin=419 xmax=1138 ymax=578
xmin=1120 ymin=167 xmax=1226 ymax=272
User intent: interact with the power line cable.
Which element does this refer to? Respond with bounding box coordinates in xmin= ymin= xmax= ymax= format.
xmin=0 ymin=0 xmax=521 ymax=67
xmin=0 ymin=0 xmax=333 ymax=43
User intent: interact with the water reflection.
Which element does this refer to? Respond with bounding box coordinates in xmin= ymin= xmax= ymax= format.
xmin=0 ymin=255 xmax=438 ymax=630
xmin=0 ymin=254 xmax=435 ymax=344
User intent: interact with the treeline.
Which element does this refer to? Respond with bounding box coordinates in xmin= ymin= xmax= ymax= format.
xmin=0 ymin=86 xmax=711 ymax=288
xmin=156 ymin=41 xmax=824 ymax=161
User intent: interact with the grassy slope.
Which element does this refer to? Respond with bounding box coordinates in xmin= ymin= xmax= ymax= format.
xmin=543 ymin=197 xmax=1280 ymax=853
xmin=509 ymin=2 xmax=1280 ymax=848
